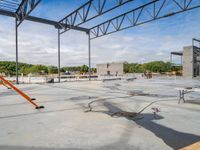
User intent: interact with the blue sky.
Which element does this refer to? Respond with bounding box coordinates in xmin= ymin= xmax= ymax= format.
xmin=0 ymin=0 xmax=200 ymax=67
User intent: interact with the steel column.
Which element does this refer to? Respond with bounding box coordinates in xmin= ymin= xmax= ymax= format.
xmin=181 ymin=56 xmax=183 ymax=66
xmin=58 ymin=29 xmax=61 ymax=83
xmin=88 ymin=32 xmax=91 ymax=80
xmin=15 ymin=18 xmax=19 ymax=84
xmin=192 ymin=39 xmax=194 ymax=47
xmin=170 ymin=54 xmax=172 ymax=72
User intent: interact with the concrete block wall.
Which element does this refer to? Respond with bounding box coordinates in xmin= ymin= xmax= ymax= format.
xmin=183 ymin=46 xmax=193 ymax=78
xmin=183 ymin=46 xmax=200 ymax=78
xmin=97 ymin=62 xmax=124 ymax=76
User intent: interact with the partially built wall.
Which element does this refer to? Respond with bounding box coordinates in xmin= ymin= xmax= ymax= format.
xmin=183 ymin=46 xmax=200 ymax=78
xmin=97 ymin=62 xmax=124 ymax=76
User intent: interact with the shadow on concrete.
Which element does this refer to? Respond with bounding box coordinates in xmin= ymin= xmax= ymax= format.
xmin=0 ymin=94 xmax=99 ymax=107
xmin=0 ymin=96 xmax=92 ymax=107
xmin=0 ymin=106 xmax=84 ymax=119
xmin=0 ymin=145 xmax=81 ymax=150
xmin=186 ymin=99 xmax=200 ymax=105
xmin=0 ymin=143 xmax=138 ymax=150
xmin=91 ymin=101 xmax=200 ymax=150
xmin=136 ymin=114 xmax=200 ymax=150
xmin=39 ymin=83 xmax=126 ymax=95
xmin=0 ymin=95 xmax=135 ymax=119
xmin=0 ymin=86 xmax=42 ymax=97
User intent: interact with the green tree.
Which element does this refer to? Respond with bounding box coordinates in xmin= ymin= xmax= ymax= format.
xmin=27 ymin=65 xmax=48 ymax=74
xmin=48 ymin=66 xmax=58 ymax=74
xmin=80 ymin=65 xmax=89 ymax=73
xmin=91 ymin=68 xmax=97 ymax=73
xmin=123 ymin=61 xmax=174 ymax=73
xmin=123 ymin=63 xmax=129 ymax=73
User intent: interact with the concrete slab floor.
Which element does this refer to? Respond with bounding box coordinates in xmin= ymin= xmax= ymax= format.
xmin=0 ymin=78 xmax=200 ymax=150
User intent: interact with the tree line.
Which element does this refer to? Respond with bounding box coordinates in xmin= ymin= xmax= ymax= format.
xmin=0 ymin=61 xmax=181 ymax=76
xmin=0 ymin=61 xmax=96 ymax=76
xmin=124 ymin=61 xmax=181 ymax=73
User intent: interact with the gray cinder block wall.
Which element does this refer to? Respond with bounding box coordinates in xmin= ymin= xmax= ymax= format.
xmin=97 ymin=62 xmax=124 ymax=76
xmin=183 ymin=46 xmax=194 ymax=78
xmin=183 ymin=46 xmax=200 ymax=78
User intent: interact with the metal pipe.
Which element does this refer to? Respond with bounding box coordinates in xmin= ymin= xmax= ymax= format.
xmin=88 ymin=32 xmax=91 ymax=80
xmin=58 ymin=29 xmax=61 ymax=83
xmin=15 ymin=18 xmax=19 ymax=84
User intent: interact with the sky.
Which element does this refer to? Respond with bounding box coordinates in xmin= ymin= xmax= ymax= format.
xmin=0 ymin=0 xmax=200 ymax=67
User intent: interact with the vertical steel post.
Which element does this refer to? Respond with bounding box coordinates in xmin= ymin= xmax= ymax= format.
xmin=181 ymin=55 xmax=183 ymax=73
xmin=15 ymin=18 xmax=19 ymax=84
xmin=58 ymin=29 xmax=61 ymax=83
xmin=88 ymin=32 xmax=91 ymax=80
xmin=181 ymin=56 xmax=183 ymax=65
xmin=170 ymin=54 xmax=172 ymax=72
xmin=192 ymin=38 xmax=194 ymax=47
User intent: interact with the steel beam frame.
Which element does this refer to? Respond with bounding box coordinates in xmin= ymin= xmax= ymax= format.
xmin=58 ymin=0 xmax=137 ymax=79
xmin=0 ymin=0 xmax=200 ymax=84
xmin=59 ymin=0 xmax=135 ymax=34
xmin=90 ymin=0 xmax=200 ymax=39
xmin=192 ymin=38 xmax=200 ymax=48
xmin=0 ymin=8 xmax=89 ymax=84
xmin=0 ymin=6 xmax=88 ymax=83
xmin=14 ymin=0 xmax=42 ymax=84
xmin=0 ymin=9 xmax=89 ymax=32
xmin=0 ymin=0 xmax=20 ymax=12
xmin=58 ymin=31 xmax=92 ymax=81
xmin=170 ymin=52 xmax=183 ymax=72
xmin=16 ymin=0 xmax=41 ymax=27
